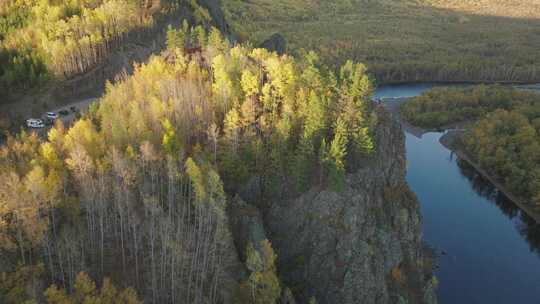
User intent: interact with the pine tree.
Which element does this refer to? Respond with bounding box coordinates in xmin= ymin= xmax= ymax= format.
xmin=325 ymin=117 xmax=348 ymax=191
xmin=193 ymin=25 xmax=207 ymax=47
xmin=245 ymin=240 xmax=281 ymax=304
xmin=162 ymin=119 xmax=182 ymax=159
xmin=293 ymin=135 xmax=315 ymax=192
xmin=166 ymin=25 xmax=179 ymax=50
xmin=304 ymin=91 xmax=327 ymax=141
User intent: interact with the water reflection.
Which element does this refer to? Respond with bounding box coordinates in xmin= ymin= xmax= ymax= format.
xmin=456 ymin=158 xmax=540 ymax=257
xmin=374 ymin=82 xmax=540 ymax=100
xmin=405 ymin=131 xmax=540 ymax=304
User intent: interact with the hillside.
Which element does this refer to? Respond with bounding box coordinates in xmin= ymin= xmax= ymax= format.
xmin=0 ymin=0 xmax=227 ymax=135
xmin=223 ymin=0 xmax=540 ymax=83
xmin=0 ymin=6 xmax=438 ymax=303
xmin=0 ymin=1 xmax=439 ymax=303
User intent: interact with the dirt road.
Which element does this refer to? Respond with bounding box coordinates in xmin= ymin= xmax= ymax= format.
xmin=50 ymin=97 xmax=97 ymax=126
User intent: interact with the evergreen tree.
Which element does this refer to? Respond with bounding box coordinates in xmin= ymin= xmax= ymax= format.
xmin=293 ymin=135 xmax=315 ymax=192
xmin=325 ymin=117 xmax=348 ymax=191
xmin=245 ymin=240 xmax=281 ymax=304
xmin=166 ymin=25 xmax=179 ymax=50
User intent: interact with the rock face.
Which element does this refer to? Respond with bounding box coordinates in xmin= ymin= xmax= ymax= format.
xmin=260 ymin=33 xmax=287 ymax=55
xmin=199 ymin=0 xmax=235 ymax=40
xmin=229 ymin=198 xmax=268 ymax=262
xmin=262 ymin=107 xmax=437 ymax=304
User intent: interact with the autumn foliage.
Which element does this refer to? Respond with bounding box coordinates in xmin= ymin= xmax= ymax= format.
xmin=0 ymin=21 xmax=375 ymax=303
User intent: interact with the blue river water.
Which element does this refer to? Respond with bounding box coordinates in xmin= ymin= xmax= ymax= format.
xmin=376 ymin=84 xmax=540 ymax=304
xmin=373 ymin=83 xmax=469 ymax=99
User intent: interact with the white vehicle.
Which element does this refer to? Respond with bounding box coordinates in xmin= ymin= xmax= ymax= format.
xmin=26 ymin=118 xmax=45 ymax=128
xmin=46 ymin=112 xmax=58 ymax=119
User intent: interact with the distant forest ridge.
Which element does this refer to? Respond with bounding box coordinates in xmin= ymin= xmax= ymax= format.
xmin=222 ymin=0 xmax=540 ymax=83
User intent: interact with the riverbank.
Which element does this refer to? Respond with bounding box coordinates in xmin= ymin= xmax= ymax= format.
xmin=380 ymin=98 xmax=427 ymax=138
xmin=381 ymin=97 xmax=471 ymax=137
xmin=382 ymin=95 xmax=540 ymax=224
xmin=378 ymin=80 xmax=540 ymax=87
xmin=440 ymin=131 xmax=540 ymax=224
xmin=405 ymin=129 xmax=540 ymax=304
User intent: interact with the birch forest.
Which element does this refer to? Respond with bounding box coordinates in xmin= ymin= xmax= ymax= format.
xmin=0 ymin=0 xmax=212 ymax=98
xmin=0 ymin=20 xmax=376 ymax=303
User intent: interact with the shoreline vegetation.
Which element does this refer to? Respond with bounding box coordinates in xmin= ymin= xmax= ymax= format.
xmin=382 ymin=97 xmax=470 ymax=138
xmin=398 ymin=85 xmax=540 ymax=129
xmin=389 ymin=86 xmax=540 ymax=224
xmin=440 ymin=131 xmax=540 ymax=223
xmin=379 ymin=80 xmax=540 ymax=86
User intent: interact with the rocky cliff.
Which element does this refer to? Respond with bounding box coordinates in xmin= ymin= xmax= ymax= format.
xmin=198 ymin=0 xmax=235 ymax=40
xmin=233 ymin=106 xmax=437 ymax=304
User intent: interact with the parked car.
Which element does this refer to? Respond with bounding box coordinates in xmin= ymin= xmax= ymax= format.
xmin=46 ymin=112 xmax=58 ymax=119
xmin=59 ymin=110 xmax=69 ymax=116
xmin=44 ymin=118 xmax=54 ymax=126
xmin=26 ymin=118 xmax=45 ymax=128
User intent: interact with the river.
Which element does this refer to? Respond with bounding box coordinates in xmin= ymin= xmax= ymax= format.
xmin=376 ymin=84 xmax=540 ymax=304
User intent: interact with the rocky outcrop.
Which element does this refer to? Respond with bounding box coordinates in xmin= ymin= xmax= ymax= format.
xmin=229 ymin=198 xmax=268 ymax=262
xmin=228 ymin=197 xmax=299 ymax=304
xmin=198 ymin=0 xmax=235 ymax=41
xmin=260 ymin=33 xmax=287 ymax=55
xmin=261 ymin=107 xmax=437 ymax=304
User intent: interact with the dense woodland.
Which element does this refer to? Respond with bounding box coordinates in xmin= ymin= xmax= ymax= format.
xmin=0 ymin=22 xmax=376 ymax=303
xmin=223 ymin=0 xmax=540 ymax=83
xmin=401 ymin=85 xmax=540 ymax=206
xmin=0 ymin=0 xmax=214 ymax=101
xmin=6 ymin=0 xmax=540 ymax=303
xmin=464 ymin=108 xmax=540 ymax=207
xmin=400 ymin=86 xmax=540 ymax=129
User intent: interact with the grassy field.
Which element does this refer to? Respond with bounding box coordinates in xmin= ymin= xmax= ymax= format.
xmin=223 ymin=0 xmax=540 ymax=83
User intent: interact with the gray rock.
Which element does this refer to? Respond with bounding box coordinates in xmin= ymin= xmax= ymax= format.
xmin=281 ymin=287 xmax=297 ymax=304
xmin=198 ymin=0 xmax=236 ymax=41
xmin=263 ymin=107 xmax=437 ymax=304
xmin=228 ymin=197 xmax=268 ymax=261
xmin=260 ymin=33 xmax=287 ymax=55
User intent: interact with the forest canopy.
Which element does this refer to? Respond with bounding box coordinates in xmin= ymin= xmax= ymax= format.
xmin=464 ymin=107 xmax=540 ymax=207
xmin=0 ymin=0 xmax=214 ymax=100
xmin=400 ymin=85 xmax=540 ymax=129
xmin=1 ymin=0 xmax=147 ymax=90
xmin=222 ymin=0 xmax=540 ymax=83
xmin=401 ymin=84 xmax=540 ymax=207
xmin=0 ymin=23 xmax=376 ymax=303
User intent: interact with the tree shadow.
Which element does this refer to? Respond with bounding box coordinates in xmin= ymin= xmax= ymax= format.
xmin=456 ymin=158 xmax=540 ymax=257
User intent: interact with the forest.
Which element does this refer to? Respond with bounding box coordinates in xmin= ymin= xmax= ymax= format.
xmin=222 ymin=0 xmax=540 ymax=83
xmin=464 ymin=107 xmax=540 ymax=207
xmin=0 ymin=21 xmax=376 ymax=303
xmin=400 ymin=85 xmax=540 ymax=129
xmin=0 ymin=0 xmax=215 ymax=103
xmin=1 ymin=0 xmax=149 ymax=92
xmin=401 ymin=85 xmax=540 ymax=207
